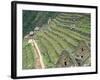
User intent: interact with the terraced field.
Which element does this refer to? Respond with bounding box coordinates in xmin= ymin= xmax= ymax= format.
xmin=23 ymin=12 xmax=91 ymax=69
xmin=35 ymin=13 xmax=90 ymax=68
xmin=22 ymin=40 xmax=35 ymax=69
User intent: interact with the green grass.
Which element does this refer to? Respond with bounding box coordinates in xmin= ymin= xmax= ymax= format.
xmin=37 ymin=35 xmax=59 ymax=64
xmin=35 ymin=37 xmax=55 ymax=68
xmin=48 ymin=27 xmax=78 ymax=47
xmin=42 ymin=31 xmax=63 ymax=55
xmin=22 ymin=42 xmax=35 ymax=69
xmin=50 ymin=22 xmax=90 ymax=42
xmin=53 ymin=18 xmax=90 ymax=36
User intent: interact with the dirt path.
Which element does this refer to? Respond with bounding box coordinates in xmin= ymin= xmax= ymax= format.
xmin=28 ymin=39 xmax=45 ymax=69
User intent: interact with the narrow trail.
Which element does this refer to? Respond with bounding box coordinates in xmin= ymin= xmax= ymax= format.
xmin=28 ymin=39 xmax=45 ymax=69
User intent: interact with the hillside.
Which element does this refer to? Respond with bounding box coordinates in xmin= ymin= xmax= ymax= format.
xmin=22 ymin=11 xmax=91 ymax=69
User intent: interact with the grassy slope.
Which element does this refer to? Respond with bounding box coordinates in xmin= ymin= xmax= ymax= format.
xmin=35 ymin=13 xmax=90 ymax=68
xmin=22 ymin=41 xmax=35 ymax=69
xmin=23 ymin=12 xmax=90 ymax=69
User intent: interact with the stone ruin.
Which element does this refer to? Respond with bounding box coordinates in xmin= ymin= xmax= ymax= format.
xmin=56 ymin=40 xmax=90 ymax=67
